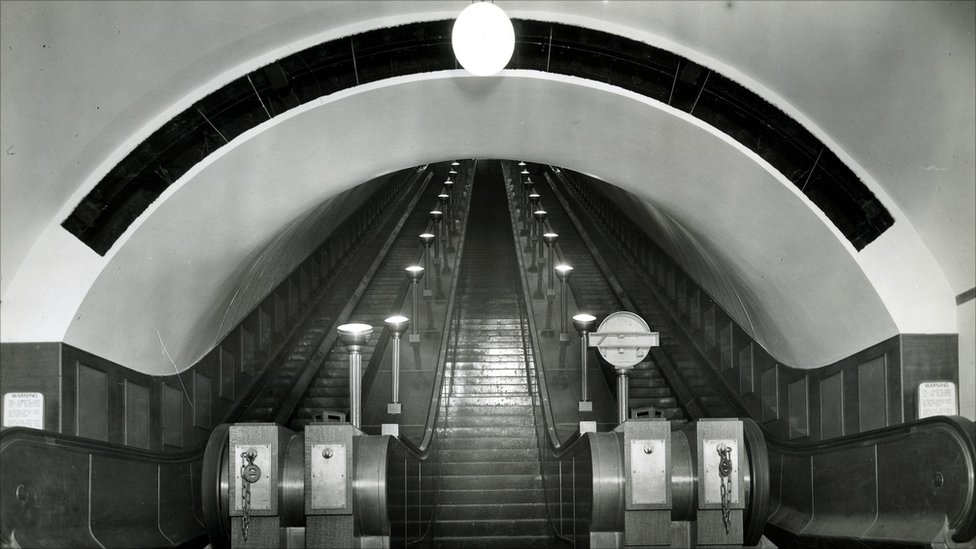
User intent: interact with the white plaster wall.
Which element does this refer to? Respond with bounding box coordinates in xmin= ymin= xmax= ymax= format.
xmin=1 ymin=2 xmax=970 ymax=375
xmin=59 ymin=74 xmax=900 ymax=373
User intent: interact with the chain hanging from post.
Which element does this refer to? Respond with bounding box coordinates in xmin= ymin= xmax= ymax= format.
xmin=240 ymin=448 xmax=261 ymax=542
xmin=717 ymin=444 xmax=733 ymax=534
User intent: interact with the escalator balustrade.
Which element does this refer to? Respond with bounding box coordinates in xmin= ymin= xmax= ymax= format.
xmin=4 ymin=161 xmax=975 ymax=549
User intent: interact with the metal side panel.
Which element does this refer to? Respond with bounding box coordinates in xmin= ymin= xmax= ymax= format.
xmin=0 ymin=439 xmax=100 ymax=548
xmin=90 ymin=455 xmax=170 ymax=548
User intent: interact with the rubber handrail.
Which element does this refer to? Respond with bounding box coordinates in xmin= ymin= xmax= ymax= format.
xmin=275 ymin=169 xmax=435 ymax=424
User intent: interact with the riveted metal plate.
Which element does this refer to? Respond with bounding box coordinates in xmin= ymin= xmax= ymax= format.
xmin=311 ymin=443 xmax=347 ymax=509
xmin=631 ymin=439 xmax=667 ymax=504
xmin=233 ymin=444 xmax=271 ymax=511
xmin=702 ymin=439 xmax=738 ymax=504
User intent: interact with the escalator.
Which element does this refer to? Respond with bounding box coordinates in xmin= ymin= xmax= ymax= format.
xmin=2 ymin=159 xmax=974 ymax=548
xmin=528 ymin=162 xmax=976 ymax=547
xmin=431 ymin=159 xmax=551 ymax=548
xmin=535 ymin=168 xmax=734 ymax=421
xmin=284 ymin=168 xmax=447 ymax=431
xmin=0 ymin=165 xmax=447 ymax=548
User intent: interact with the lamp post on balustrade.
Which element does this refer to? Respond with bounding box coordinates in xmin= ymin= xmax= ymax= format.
xmin=444 ymin=179 xmax=455 ymax=221
xmin=543 ymin=233 xmax=559 ymax=297
xmin=522 ymin=177 xmax=534 ymax=221
xmin=573 ymin=313 xmax=597 ymax=413
xmin=531 ymin=210 xmax=547 ymax=272
xmin=405 ymin=266 xmax=424 ymax=343
xmin=527 ymin=192 xmax=541 ymax=233
xmin=554 ymin=264 xmax=574 ymax=342
xmin=429 ymin=211 xmax=444 ymax=265
xmin=385 ymin=315 xmax=409 ymax=415
xmin=337 ymin=322 xmax=373 ymax=429
xmin=438 ymin=194 xmax=453 ymax=252
xmin=419 ymin=233 xmax=435 ymax=297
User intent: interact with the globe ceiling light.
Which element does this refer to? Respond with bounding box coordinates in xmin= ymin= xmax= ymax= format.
xmin=452 ymin=2 xmax=515 ymax=76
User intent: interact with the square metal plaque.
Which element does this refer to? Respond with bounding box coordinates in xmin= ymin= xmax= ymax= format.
xmin=630 ymin=439 xmax=667 ymax=504
xmin=311 ymin=443 xmax=347 ymax=509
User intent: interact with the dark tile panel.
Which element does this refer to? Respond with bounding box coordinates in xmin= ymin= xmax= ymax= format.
xmin=0 ymin=342 xmax=62 ymax=432
xmin=719 ymin=323 xmax=733 ymax=371
xmin=787 ymin=376 xmax=808 ymax=440
xmin=192 ymin=372 xmax=212 ymax=430
xmin=161 ymin=382 xmax=184 ymax=448
xmin=819 ymin=372 xmax=844 ymax=439
xmin=220 ymin=346 xmax=236 ymax=401
xmin=241 ymin=323 xmax=256 ymax=374
xmin=76 ymin=362 xmax=109 ymax=441
xmin=808 ymin=372 xmax=821 ymax=441
xmin=124 ymin=379 xmax=151 ymax=449
xmin=899 ymin=334 xmax=958 ymax=422
xmin=858 ymin=355 xmax=887 ymax=432
xmin=761 ymin=365 xmax=779 ymax=423
xmin=738 ymin=343 xmax=755 ymax=396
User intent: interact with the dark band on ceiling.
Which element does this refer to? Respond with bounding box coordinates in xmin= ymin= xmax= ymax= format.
xmin=62 ymin=19 xmax=893 ymax=255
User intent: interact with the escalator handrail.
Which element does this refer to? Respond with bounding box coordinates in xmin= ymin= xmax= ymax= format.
xmin=0 ymin=426 xmax=201 ymax=462
xmin=767 ymin=414 xmax=976 ymax=543
xmin=503 ymin=167 xmax=576 ymax=456
xmin=0 ymin=426 xmax=209 ymax=547
xmin=232 ymin=167 xmax=428 ymax=426
xmin=359 ymin=171 xmax=439 ymax=413
xmin=406 ymin=160 xmax=475 ymax=454
xmin=274 ymin=168 xmax=435 ymax=425
xmin=352 ymin=162 xmax=477 ymax=548
xmin=544 ymin=168 xmax=718 ymax=422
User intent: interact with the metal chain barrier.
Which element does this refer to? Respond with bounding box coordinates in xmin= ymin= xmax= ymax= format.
xmin=717 ymin=444 xmax=733 ymax=534
xmin=240 ymin=448 xmax=260 ymax=542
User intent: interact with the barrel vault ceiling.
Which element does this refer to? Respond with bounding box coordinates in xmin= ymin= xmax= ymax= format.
xmin=1 ymin=1 xmax=973 ymax=374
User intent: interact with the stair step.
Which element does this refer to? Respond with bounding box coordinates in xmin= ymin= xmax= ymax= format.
xmin=303 ymin=397 xmax=350 ymax=408
xmin=438 ymin=474 xmax=541 ymax=491
xmin=435 ymin=502 xmax=547 ymax=521
xmin=439 ymin=461 xmax=540 ymax=476
xmin=439 ymin=425 xmax=536 ymax=439
xmin=444 ymin=395 xmax=533 ymax=406
xmin=449 ymin=368 xmax=527 ymax=378
xmin=445 ymin=414 xmax=535 ymax=428
xmin=435 ymin=437 xmax=537 ymax=450
xmin=436 ymin=488 xmax=545 ymax=505
xmin=446 ymin=384 xmax=531 ymax=396
xmin=433 ymin=518 xmax=549 ymax=537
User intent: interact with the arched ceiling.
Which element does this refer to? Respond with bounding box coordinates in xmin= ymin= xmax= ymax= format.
xmin=1 ymin=1 xmax=972 ymax=374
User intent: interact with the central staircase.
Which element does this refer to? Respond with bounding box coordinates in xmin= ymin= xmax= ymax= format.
xmin=432 ymin=161 xmax=551 ymax=548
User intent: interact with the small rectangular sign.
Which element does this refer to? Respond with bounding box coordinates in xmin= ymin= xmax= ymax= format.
xmin=3 ymin=392 xmax=44 ymax=429
xmin=631 ymin=439 xmax=667 ymax=504
xmin=917 ymin=381 xmax=958 ymax=418
xmin=311 ymin=444 xmax=347 ymax=509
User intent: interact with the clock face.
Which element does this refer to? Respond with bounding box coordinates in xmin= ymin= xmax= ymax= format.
xmin=594 ymin=311 xmax=653 ymax=368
